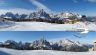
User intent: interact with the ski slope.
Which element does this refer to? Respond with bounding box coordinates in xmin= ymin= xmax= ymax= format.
xmin=0 ymin=22 xmax=96 ymax=31
xmin=0 ymin=48 xmax=96 ymax=55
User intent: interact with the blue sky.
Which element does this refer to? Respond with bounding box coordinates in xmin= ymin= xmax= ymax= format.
xmin=0 ymin=31 xmax=96 ymax=44
xmin=0 ymin=0 xmax=96 ymax=16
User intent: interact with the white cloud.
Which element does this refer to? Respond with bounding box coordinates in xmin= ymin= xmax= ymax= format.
xmin=0 ymin=8 xmax=35 ymax=15
xmin=72 ymin=0 xmax=78 ymax=3
xmin=87 ymin=0 xmax=96 ymax=3
xmin=72 ymin=0 xmax=96 ymax=3
xmin=30 ymin=0 xmax=51 ymax=12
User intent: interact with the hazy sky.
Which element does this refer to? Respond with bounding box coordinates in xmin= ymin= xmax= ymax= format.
xmin=0 ymin=0 xmax=96 ymax=16
xmin=0 ymin=31 xmax=96 ymax=44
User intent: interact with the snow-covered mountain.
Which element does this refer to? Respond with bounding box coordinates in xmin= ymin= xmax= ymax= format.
xmin=55 ymin=39 xmax=89 ymax=51
xmin=31 ymin=38 xmax=51 ymax=50
xmin=58 ymin=39 xmax=75 ymax=46
xmin=0 ymin=9 xmax=95 ymax=23
xmin=0 ymin=38 xmax=91 ymax=52
xmin=0 ymin=9 xmax=81 ymax=20
xmin=1 ymin=12 xmax=28 ymax=20
xmin=28 ymin=9 xmax=50 ymax=20
xmin=59 ymin=39 xmax=83 ymax=47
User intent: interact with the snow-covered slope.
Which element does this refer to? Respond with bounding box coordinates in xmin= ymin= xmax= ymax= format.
xmin=0 ymin=21 xmax=15 ymax=28
xmin=0 ymin=22 xmax=96 ymax=31
xmin=0 ymin=48 xmax=96 ymax=55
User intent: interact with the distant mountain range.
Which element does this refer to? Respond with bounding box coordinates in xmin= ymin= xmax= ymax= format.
xmin=0 ymin=9 xmax=96 ymax=23
xmin=0 ymin=38 xmax=93 ymax=52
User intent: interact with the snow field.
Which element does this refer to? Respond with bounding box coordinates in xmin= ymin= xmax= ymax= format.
xmin=0 ymin=22 xmax=96 ymax=31
xmin=0 ymin=48 xmax=96 ymax=55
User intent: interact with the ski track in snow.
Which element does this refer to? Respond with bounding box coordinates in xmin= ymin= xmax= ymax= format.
xmin=0 ymin=48 xmax=96 ymax=55
xmin=0 ymin=22 xmax=96 ymax=31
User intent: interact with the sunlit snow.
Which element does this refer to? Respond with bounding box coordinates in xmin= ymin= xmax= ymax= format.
xmin=0 ymin=48 xmax=96 ymax=55
xmin=0 ymin=22 xmax=96 ymax=31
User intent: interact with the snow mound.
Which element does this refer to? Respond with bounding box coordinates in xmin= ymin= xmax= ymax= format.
xmin=0 ymin=48 xmax=96 ymax=55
